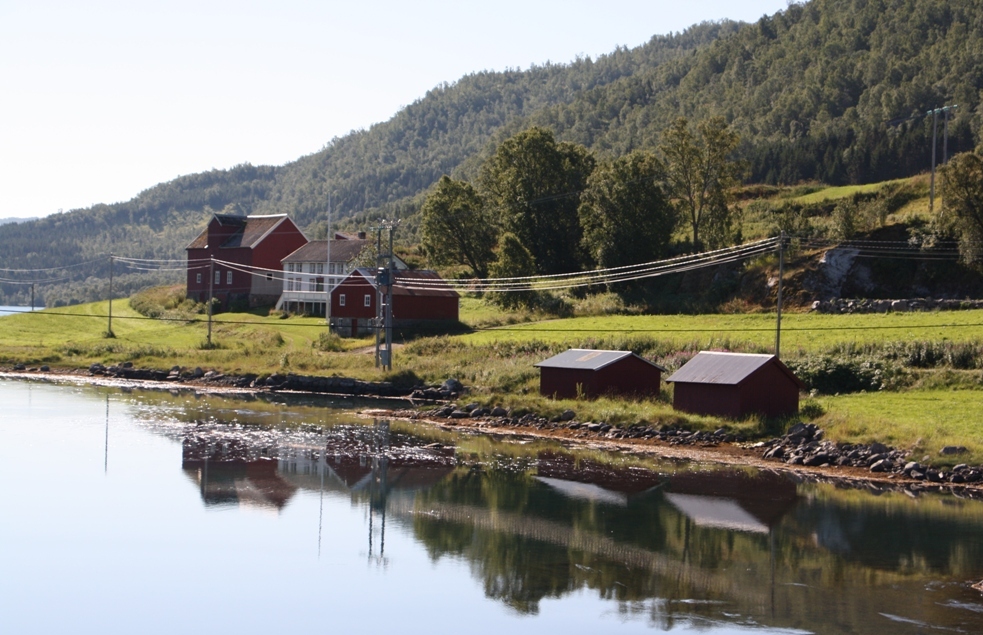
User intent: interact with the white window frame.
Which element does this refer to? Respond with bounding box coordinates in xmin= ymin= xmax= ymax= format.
xmin=364 ymin=294 xmax=371 ymax=307
xmin=227 ymin=271 xmax=233 ymax=285
xmin=339 ymin=294 xmax=346 ymax=307
xmin=196 ymin=273 xmax=202 ymax=284
xmin=214 ymin=270 xmax=221 ymax=285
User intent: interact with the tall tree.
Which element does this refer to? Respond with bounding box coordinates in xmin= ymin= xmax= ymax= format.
xmin=488 ymin=232 xmax=537 ymax=309
xmin=659 ymin=116 xmax=743 ymax=251
xmin=941 ymin=150 xmax=983 ymax=266
xmin=420 ymin=176 xmax=497 ymax=278
xmin=579 ymin=151 xmax=677 ymax=281
xmin=480 ymin=128 xmax=595 ymax=275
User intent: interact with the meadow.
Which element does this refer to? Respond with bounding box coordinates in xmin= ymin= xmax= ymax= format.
xmin=3 ymin=298 xmax=983 ymax=464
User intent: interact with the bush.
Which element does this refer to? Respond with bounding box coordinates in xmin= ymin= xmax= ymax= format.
xmin=313 ymin=332 xmax=344 ymax=352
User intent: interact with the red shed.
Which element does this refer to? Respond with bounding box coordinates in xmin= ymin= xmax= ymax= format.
xmin=330 ymin=268 xmax=460 ymax=337
xmin=534 ymin=349 xmax=666 ymax=400
xmin=186 ymin=213 xmax=308 ymax=310
xmin=666 ymin=352 xmax=805 ymax=419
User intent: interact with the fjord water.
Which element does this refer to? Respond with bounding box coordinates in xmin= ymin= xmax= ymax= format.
xmin=2 ymin=379 xmax=983 ymax=634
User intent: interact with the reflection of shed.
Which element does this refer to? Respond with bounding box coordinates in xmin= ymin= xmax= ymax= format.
xmin=666 ymin=470 xmax=798 ymax=533
xmin=534 ymin=451 xmax=665 ymax=506
xmin=534 ymin=349 xmax=666 ymax=400
xmin=666 ymin=352 xmax=805 ymax=418
xmin=182 ymin=440 xmax=297 ymax=511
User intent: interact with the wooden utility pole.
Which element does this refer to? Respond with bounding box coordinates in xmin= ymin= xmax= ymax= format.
xmin=107 ymin=255 xmax=114 ymax=337
xmin=207 ymin=258 xmax=214 ymax=347
xmin=775 ymin=233 xmax=785 ymax=360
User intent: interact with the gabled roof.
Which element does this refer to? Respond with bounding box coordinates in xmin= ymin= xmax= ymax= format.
xmin=282 ymin=239 xmax=370 ymax=264
xmin=340 ymin=268 xmax=460 ymax=298
xmin=665 ymin=351 xmax=804 ymax=388
xmin=534 ymin=348 xmax=667 ymax=372
xmin=187 ymin=214 xmax=300 ymax=250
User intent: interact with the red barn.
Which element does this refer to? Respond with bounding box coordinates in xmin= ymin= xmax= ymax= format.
xmin=666 ymin=351 xmax=805 ymax=419
xmin=534 ymin=349 xmax=666 ymax=400
xmin=330 ymin=268 xmax=459 ymax=337
xmin=186 ymin=213 xmax=308 ymax=310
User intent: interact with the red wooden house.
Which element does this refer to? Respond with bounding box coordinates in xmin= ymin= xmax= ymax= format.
xmin=186 ymin=214 xmax=308 ymax=310
xmin=329 ymin=268 xmax=459 ymax=337
xmin=534 ymin=349 xmax=666 ymax=400
xmin=666 ymin=351 xmax=805 ymax=418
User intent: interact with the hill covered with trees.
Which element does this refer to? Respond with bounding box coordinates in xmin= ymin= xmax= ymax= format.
xmin=2 ymin=0 xmax=982 ymax=304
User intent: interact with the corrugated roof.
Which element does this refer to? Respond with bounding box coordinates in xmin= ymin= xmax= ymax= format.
xmin=223 ymin=214 xmax=289 ymax=248
xmin=534 ymin=349 xmax=667 ymax=372
xmin=344 ymin=268 xmax=460 ymax=298
xmin=282 ymin=239 xmax=369 ymax=264
xmin=665 ymin=351 xmax=803 ymax=387
xmin=186 ymin=214 xmax=295 ymax=250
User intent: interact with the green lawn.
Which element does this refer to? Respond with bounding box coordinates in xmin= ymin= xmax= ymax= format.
xmin=817 ymin=389 xmax=983 ymax=465
xmin=458 ymin=310 xmax=983 ymax=353
xmin=789 ymin=179 xmax=907 ymax=204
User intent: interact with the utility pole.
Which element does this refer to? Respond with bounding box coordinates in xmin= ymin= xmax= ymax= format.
xmin=107 ymin=254 xmax=115 ymax=337
xmin=325 ymin=192 xmax=332 ymax=327
xmin=374 ymin=226 xmax=383 ymax=368
xmin=207 ymin=258 xmax=214 ymax=348
xmin=775 ymin=233 xmax=785 ymax=360
xmin=930 ymin=109 xmax=938 ymax=213
xmin=30 ymin=283 xmax=34 ymax=312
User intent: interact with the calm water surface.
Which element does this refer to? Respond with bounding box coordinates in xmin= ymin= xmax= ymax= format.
xmin=2 ymin=378 xmax=983 ymax=634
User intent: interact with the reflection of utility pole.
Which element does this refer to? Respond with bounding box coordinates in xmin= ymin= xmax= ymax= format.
xmin=104 ymin=394 xmax=109 ymax=473
xmin=367 ymin=419 xmax=391 ymax=567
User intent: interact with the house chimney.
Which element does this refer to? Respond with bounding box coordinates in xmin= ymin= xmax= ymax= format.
xmin=357 ymin=231 xmax=366 ymax=240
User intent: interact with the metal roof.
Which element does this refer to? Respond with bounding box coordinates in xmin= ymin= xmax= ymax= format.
xmin=281 ymin=239 xmax=369 ymax=264
xmin=342 ymin=268 xmax=460 ymax=298
xmin=186 ymin=214 xmax=295 ymax=250
xmin=534 ymin=349 xmax=667 ymax=372
xmin=665 ymin=351 xmax=803 ymax=387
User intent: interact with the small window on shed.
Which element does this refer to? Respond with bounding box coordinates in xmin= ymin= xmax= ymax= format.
xmin=364 ymin=294 xmax=371 ymax=307
xmin=227 ymin=271 xmax=233 ymax=285
xmin=196 ymin=273 xmax=202 ymax=284
xmin=215 ymin=270 xmax=221 ymax=285
xmin=339 ymin=294 xmax=346 ymax=307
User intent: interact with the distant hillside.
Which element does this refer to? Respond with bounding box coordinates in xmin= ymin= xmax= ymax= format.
xmin=2 ymin=0 xmax=982 ymax=304
xmin=0 ymin=217 xmax=37 ymax=226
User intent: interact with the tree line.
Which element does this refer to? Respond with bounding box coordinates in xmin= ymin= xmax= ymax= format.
xmin=420 ymin=120 xmax=741 ymax=306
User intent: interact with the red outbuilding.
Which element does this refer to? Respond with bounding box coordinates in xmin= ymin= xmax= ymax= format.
xmin=666 ymin=351 xmax=805 ymax=419
xmin=329 ymin=268 xmax=460 ymax=337
xmin=534 ymin=349 xmax=666 ymax=400
xmin=186 ymin=213 xmax=309 ymax=310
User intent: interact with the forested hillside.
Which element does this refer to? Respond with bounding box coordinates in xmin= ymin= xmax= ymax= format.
xmin=2 ymin=0 xmax=982 ymax=304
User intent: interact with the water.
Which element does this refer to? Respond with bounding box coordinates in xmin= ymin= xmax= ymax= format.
xmin=0 ymin=305 xmax=37 ymax=315
xmin=2 ymin=377 xmax=983 ymax=634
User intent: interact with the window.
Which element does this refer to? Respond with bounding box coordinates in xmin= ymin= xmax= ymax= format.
xmin=266 ymin=272 xmax=273 ymax=281
xmin=215 ymin=270 xmax=221 ymax=285
xmin=316 ymin=263 xmax=323 ymax=274
xmin=339 ymin=294 xmax=346 ymax=307
xmin=288 ymin=263 xmax=296 ymax=272
xmin=315 ymin=277 xmax=324 ymax=293
xmin=329 ymin=263 xmax=336 ymax=274
xmin=227 ymin=271 xmax=233 ymax=285
xmin=364 ymin=294 xmax=371 ymax=307
xmin=196 ymin=273 xmax=202 ymax=284
xmin=287 ymin=279 xmax=294 ymax=291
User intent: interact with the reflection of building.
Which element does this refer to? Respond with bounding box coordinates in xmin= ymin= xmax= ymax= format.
xmin=665 ymin=469 xmax=799 ymax=533
xmin=181 ymin=438 xmax=298 ymax=511
xmin=534 ymin=451 xmax=665 ymax=505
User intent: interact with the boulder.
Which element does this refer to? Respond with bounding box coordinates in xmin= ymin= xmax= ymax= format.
xmin=940 ymin=446 xmax=968 ymax=456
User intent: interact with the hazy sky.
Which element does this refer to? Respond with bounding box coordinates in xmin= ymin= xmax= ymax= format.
xmin=0 ymin=0 xmax=791 ymax=220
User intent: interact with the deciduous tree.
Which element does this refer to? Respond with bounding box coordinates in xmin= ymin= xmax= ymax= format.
xmin=420 ymin=176 xmax=497 ymax=278
xmin=660 ymin=116 xmax=743 ymax=251
xmin=942 ymin=150 xmax=983 ymax=266
xmin=480 ymin=128 xmax=595 ymax=275
xmin=579 ymin=152 xmax=677 ymax=283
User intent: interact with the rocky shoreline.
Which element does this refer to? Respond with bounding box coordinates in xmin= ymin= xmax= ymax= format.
xmin=811 ymin=297 xmax=983 ymax=314
xmin=5 ymin=364 xmax=983 ymax=496
xmin=381 ymin=402 xmax=983 ymax=498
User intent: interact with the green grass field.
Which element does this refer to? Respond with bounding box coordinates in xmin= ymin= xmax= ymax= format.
xmin=4 ymin=299 xmax=983 ymax=465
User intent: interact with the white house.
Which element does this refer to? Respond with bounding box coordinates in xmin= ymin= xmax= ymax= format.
xmin=275 ymin=232 xmax=407 ymax=316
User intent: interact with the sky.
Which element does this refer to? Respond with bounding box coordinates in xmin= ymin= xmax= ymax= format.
xmin=0 ymin=0 xmax=792 ymax=220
